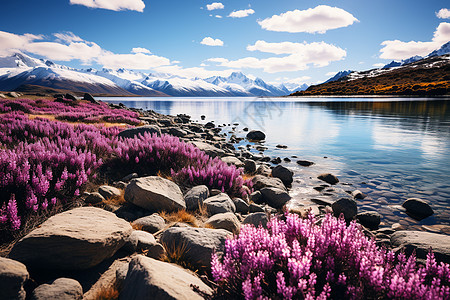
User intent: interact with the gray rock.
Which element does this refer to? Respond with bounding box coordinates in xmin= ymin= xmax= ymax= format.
xmin=65 ymin=93 xmax=77 ymax=101
xmin=114 ymin=181 xmax=128 ymax=190
xmin=132 ymin=214 xmax=166 ymax=233
xmin=260 ymin=187 xmax=291 ymax=209
xmin=221 ymin=156 xmax=244 ymax=167
xmin=331 ymin=198 xmax=357 ymax=221
xmin=190 ymin=141 xmax=225 ymax=157
xmin=249 ymin=203 xmax=265 ymax=213
xmin=205 ymin=212 xmax=240 ymax=234
xmin=124 ymin=230 xmax=159 ymax=253
xmin=168 ymin=127 xmax=188 ymax=137
xmin=318 ymin=173 xmax=339 ymax=185
xmin=0 ymin=257 xmax=29 ymax=300
xmin=84 ymin=192 xmax=104 ymax=204
xmin=296 ymin=160 xmax=314 ymax=167
xmin=9 ymin=207 xmax=132 ymax=270
xmin=252 ymin=175 xmax=286 ymax=191
xmin=98 ymin=185 xmax=121 ymax=199
xmin=0 ymin=93 xmax=7 ymax=99
xmin=352 ymin=190 xmax=367 ymax=199
xmin=287 ymin=204 xmax=321 ymax=218
xmin=246 ymin=130 xmax=266 ymax=141
xmin=249 ymin=191 xmax=263 ymax=204
xmin=125 ymin=176 xmax=185 ymax=212
xmin=271 ymin=165 xmax=294 ymax=185
xmin=82 ymin=93 xmax=98 ymax=104
xmin=118 ymin=125 xmax=161 ymax=139
xmin=402 ymin=198 xmax=434 ymax=220
xmin=31 ymin=278 xmax=82 ymax=300
xmin=233 ymin=198 xmax=249 ymax=214
xmin=256 ymin=165 xmax=271 ymax=176
xmin=120 ymin=255 xmax=212 ymax=300
xmin=184 ymin=185 xmax=209 ymax=211
xmin=391 ymin=231 xmax=450 ymax=263
xmin=160 ymin=227 xmax=230 ymax=268
xmin=244 ymin=159 xmax=257 ymax=174
xmin=243 ymin=213 xmax=269 ymax=228
xmin=356 ymin=211 xmax=381 ymax=230
xmin=204 ymin=193 xmax=236 ymax=215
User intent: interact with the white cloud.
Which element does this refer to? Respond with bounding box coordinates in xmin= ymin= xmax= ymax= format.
xmin=228 ymin=9 xmax=255 ymax=18
xmin=282 ymin=76 xmax=311 ymax=83
xmin=215 ymin=15 xmax=223 ymax=19
xmin=53 ymin=32 xmax=83 ymax=43
xmin=206 ymin=2 xmax=224 ymax=11
xmin=372 ymin=63 xmax=385 ymax=68
xmin=436 ymin=8 xmax=450 ymax=19
xmin=27 ymin=41 xmax=103 ymax=63
xmin=132 ymin=47 xmax=151 ymax=54
xmin=258 ymin=5 xmax=358 ymax=34
xmin=0 ymin=31 xmax=42 ymax=56
xmin=208 ymin=41 xmax=346 ymax=73
xmin=98 ymin=52 xmax=170 ymax=69
xmin=379 ymin=22 xmax=450 ymax=60
xmin=69 ymin=0 xmax=145 ymax=12
xmin=200 ymin=37 xmax=224 ymax=46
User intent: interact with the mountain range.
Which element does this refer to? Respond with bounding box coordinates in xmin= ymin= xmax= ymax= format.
xmin=0 ymin=53 xmax=308 ymax=97
xmin=292 ymin=42 xmax=450 ymax=96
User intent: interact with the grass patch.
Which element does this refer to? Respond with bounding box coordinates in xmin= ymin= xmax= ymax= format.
xmin=160 ymin=210 xmax=199 ymax=227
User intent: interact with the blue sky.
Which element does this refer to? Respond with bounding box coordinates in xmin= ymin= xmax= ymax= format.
xmin=0 ymin=0 xmax=449 ymax=85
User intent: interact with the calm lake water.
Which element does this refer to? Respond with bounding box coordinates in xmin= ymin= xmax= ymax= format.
xmin=100 ymin=97 xmax=450 ymax=230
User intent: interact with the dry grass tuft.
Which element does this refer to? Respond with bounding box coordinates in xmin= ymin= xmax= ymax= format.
xmin=131 ymin=222 xmax=143 ymax=231
xmin=102 ymin=189 xmax=126 ymax=206
xmin=162 ymin=241 xmax=198 ymax=271
xmin=160 ymin=209 xmax=199 ymax=227
xmin=92 ymin=283 xmax=120 ymax=300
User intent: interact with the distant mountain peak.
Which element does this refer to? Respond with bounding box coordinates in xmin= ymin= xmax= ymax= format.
xmin=324 ymin=70 xmax=353 ymax=83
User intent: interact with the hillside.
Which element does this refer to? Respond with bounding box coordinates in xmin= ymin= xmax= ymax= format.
xmin=291 ymin=54 xmax=450 ymax=96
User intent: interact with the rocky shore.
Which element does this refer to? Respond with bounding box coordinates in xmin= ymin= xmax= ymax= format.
xmin=1 ymin=96 xmax=449 ymax=299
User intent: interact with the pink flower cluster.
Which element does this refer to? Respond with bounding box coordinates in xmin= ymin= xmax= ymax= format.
xmin=0 ymin=98 xmax=140 ymax=125
xmin=212 ymin=213 xmax=450 ymax=299
xmin=0 ymin=100 xmax=251 ymax=232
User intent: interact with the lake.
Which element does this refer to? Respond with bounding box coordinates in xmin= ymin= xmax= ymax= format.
xmin=99 ymin=97 xmax=450 ymax=230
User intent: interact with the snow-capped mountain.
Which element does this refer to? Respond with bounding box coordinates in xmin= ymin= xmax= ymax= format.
xmin=0 ymin=52 xmax=306 ymax=97
xmin=324 ymin=70 xmax=353 ymax=83
xmin=204 ymin=72 xmax=294 ymax=96
xmin=427 ymin=41 xmax=450 ymax=58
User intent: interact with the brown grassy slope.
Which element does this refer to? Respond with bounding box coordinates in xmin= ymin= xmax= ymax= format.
xmin=292 ymin=55 xmax=450 ymax=96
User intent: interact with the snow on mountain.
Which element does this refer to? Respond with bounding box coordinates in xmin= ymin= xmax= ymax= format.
xmin=281 ymin=83 xmax=309 ymax=93
xmin=83 ymin=68 xmax=166 ymax=96
xmin=427 ymin=41 xmax=450 ymax=58
xmin=324 ymin=70 xmax=353 ymax=83
xmin=141 ymin=75 xmax=235 ymax=97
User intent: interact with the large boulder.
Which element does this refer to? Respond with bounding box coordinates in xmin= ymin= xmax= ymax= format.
xmin=260 ymin=187 xmax=291 ymax=209
xmin=0 ymin=257 xmax=29 ymax=300
xmin=252 ymin=175 xmax=286 ymax=191
xmin=271 ymin=165 xmax=294 ymax=186
xmin=118 ymin=125 xmax=161 ymax=139
xmin=31 ymin=278 xmax=82 ymax=300
xmin=132 ymin=214 xmax=166 ymax=233
xmin=331 ymin=198 xmax=357 ymax=221
xmin=391 ymin=231 xmax=450 ymax=263
xmin=317 ymin=173 xmax=339 ymax=185
xmin=125 ymin=176 xmax=185 ymax=212
xmin=184 ymin=185 xmax=209 ymax=211
xmin=246 ymin=130 xmax=266 ymax=141
xmin=221 ymin=156 xmax=244 ymax=167
xmin=205 ymin=212 xmax=241 ymax=234
xmin=160 ymin=227 xmax=230 ymax=268
xmin=9 ymin=207 xmax=132 ymax=270
xmin=203 ymin=193 xmax=236 ymax=215
xmin=120 ymin=255 xmax=212 ymax=300
xmin=356 ymin=211 xmax=381 ymax=230
xmin=402 ymin=198 xmax=434 ymax=220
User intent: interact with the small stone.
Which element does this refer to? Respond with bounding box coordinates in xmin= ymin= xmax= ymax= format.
xmin=204 ymin=193 xmax=236 ymax=215
xmin=276 ymin=144 xmax=288 ymax=149
xmin=85 ymin=192 xmax=105 ymax=204
xmin=243 ymin=213 xmax=269 ymax=228
xmin=271 ymin=157 xmax=282 ymax=164
xmin=205 ymin=212 xmax=240 ymax=234
xmin=331 ymin=198 xmax=357 ymax=221
xmin=402 ymin=198 xmax=434 ymax=220
xmin=318 ymin=173 xmax=339 ymax=185
xmin=221 ymin=156 xmax=244 ymax=167
xmin=132 ymin=214 xmax=165 ymax=233
xmin=271 ymin=165 xmax=293 ymax=186
xmin=297 ymin=160 xmax=314 ymax=167
xmin=244 ymin=159 xmax=257 ymax=174
xmin=356 ymin=211 xmax=381 ymax=230
xmin=352 ymin=190 xmax=367 ymax=199
xmin=260 ymin=187 xmax=291 ymax=209
xmin=0 ymin=257 xmax=29 ymax=300
xmin=233 ymin=198 xmax=249 ymax=214
xmin=249 ymin=191 xmax=263 ymax=204
xmin=122 ymin=173 xmax=139 ymax=182
xmin=252 ymin=175 xmax=286 ymax=191
xmin=98 ymin=185 xmax=121 ymax=199
xmin=184 ymin=185 xmax=209 ymax=211
xmin=246 ymin=130 xmax=266 ymax=141
xmin=65 ymin=93 xmax=77 ymax=101
xmin=249 ymin=203 xmax=265 ymax=213
xmin=118 ymin=125 xmax=161 ymax=139
xmin=31 ymin=278 xmax=82 ymax=300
